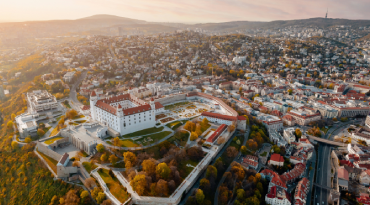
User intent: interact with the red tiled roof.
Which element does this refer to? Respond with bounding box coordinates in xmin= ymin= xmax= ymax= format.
xmin=155 ymin=102 xmax=164 ymax=109
xmin=123 ymin=104 xmax=151 ymax=116
xmin=237 ymin=115 xmax=246 ymax=120
xmin=206 ymin=124 xmax=227 ymax=143
xmin=338 ymin=167 xmax=349 ymax=180
xmin=271 ymin=154 xmax=284 ymax=162
xmin=91 ymin=91 xmax=96 ymax=96
xmin=201 ymin=112 xmax=237 ymax=121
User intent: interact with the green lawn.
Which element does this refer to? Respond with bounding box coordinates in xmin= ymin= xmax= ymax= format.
xmin=37 ymin=150 xmax=58 ymax=173
xmin=109 ymin=161 xmax=125 ymax=168
xmin=167 ymin=130 xmax=190 ymax=147
xmin=164 ymin=101 xmax=190 ymax=110
xmin=136 ymin=131 xmax=172 ymax=146
xmin=98 ymin=168 xmax=129 ymax=203
xmin=121 ymin=126 xmax=164 ymax=138
xmin=44 ymin=136 xmax=64 ymax=145
xmin=166 ymin=121 xmax=184 ymax=130
xmin=82 ymin=161 xmax=98 ymax=173
xmin=75 ymin=120 xmax=87 ymax=124
xmin=178 ymin=159 xmax=200 ymax=178
xmin=260 ymin=152 xmax=267 ymax=157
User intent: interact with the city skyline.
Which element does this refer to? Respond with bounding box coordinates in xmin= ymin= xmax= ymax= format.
xmin=1 ymin=0 xmax=370 ymax=23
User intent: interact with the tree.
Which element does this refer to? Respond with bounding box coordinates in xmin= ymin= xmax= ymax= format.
xmin=80 ymin=190 xmax=89 ymax=199
xmin=37 ymin=128 xmax=45 ymax=136
xmin=100 ymin=153 xmax=108 ymax=162
xmin=184 ymin=121 xmax=195 ymax=132
xmin=201 ymin=118 xmax=209 ymax=127
xmin=195 ymin=123 xmax=203 ymax=136
xmin=24 ymin=137 xmax=32 ymax=143
xmin=123 ymin=151 xmax=137 ymax=169
xmin=7 ymin=120 xmax=13 ymax=130
xmin=91 ymin=187 xmax=103 ymax=199
xmin=295 ymin=128 xmax=302 ymax=138
xmin=190 ymin=132 xmax=198 ymax=141
xmin=288 ymin=89 xmax=293 ymax=95
xmin=109 ymin=155 xmax=118 ymax=165
xmin=217 ymin=137 xmax=226 ymax=145
xmin=196 ymin=189 xmax=205 ymax=204
xmin=199 ymin=178 xmax=210 ymax=194
xmin=241 ymin=146 xmax=248 ymax=155
xmin=96 ymin=192 xmax=106 ymax=204
xmin=112 ymin=137 xmax=120 ymax=147
xmin=237 ymin=189 xmax=245 ymax=201
xmin=96 ymin=144 xmax=105 ymax=153
xmin=226 ymin=146 xmax=238 ymax=158
xmin=64 ymin=190 xmax=80 ymax=204
xmin=206 ymin=165 xmax=217 ymax=179
xmin=102 ymin=199 xmax=112 ymax=205
xmin=247 ymin=139 xmax=258 ymax=150
xmin=130 ymin=174 xmax=147 ymax=196
xmin=156 ymin=162 xmax=171 ymax=180
xmin=59 ymin=198 xmax=65 ymax=204
xmin=11 ymin=141 xmax=18 ymax=150
xmin=156 ymin=179 xmax=169 ymax=197
xmin=142 ymin=159 xmax=156 ymax=176
xmin=66 ymin=109 xmax=78 ymax=119
xmin=85 ymin=177 xmax=97 ymax=189
xmin=333 ymin=117 xmax=337 ymax=121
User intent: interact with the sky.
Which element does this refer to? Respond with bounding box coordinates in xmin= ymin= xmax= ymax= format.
xmin=1 ymin=0 xmax=370 ymax=23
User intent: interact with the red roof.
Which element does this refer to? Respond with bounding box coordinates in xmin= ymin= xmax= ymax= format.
xmin=91 ymin=91 xmax=96 ymax=97
xmin=155 ymin=102 xmax=164 ymax=109
xmin=282 ymin=115 xmax=294 ymax=121
xmin=338 ymin=167 xmax=349 ymax=180
xmin=59 ymin=153 xmax=69 ymax=165
xmin=237 ymin=115 xmax=246 ymax=120
xmin=206 ymin=124 xmax=227 ymax=143
xmin=271 ymin=153 xmax=284 ymax=162
xmin=354 ymin=84 xmax=370 ymax=89
xmin=123 ymin=104 xmax=151 ymax=116
xmin=201 ymin=112 xmax=237 ymax=121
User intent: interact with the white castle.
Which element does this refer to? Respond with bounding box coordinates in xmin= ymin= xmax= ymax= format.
xmin=90 ymin=91 xmax=164 ymax=136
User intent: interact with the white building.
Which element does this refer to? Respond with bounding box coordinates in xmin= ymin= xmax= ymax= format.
xmin=26 ymin=90 xmax=58 ymax=113
xmin=265 ymin=186 xmax=291 ymax=205
xmin=15 ymin=113 xmax=39 ymax=138
xmin=90 ymin=92 xmax=164 ymax=136
xmin=283 ymin=127 xmax=297 ymax=144
xmin=63 ymin=71 xmax=76 ymax=83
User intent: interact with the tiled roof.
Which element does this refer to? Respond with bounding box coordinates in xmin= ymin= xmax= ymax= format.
xmin=59 ymin=153 xmax=69 ymax=165
xmin=271 ymin=153 xmax=284 ymax=162
xmin=155 ymin=102 xmax=164 ymax=109
xmin=201 ymin=112 xmax=237 ymax=121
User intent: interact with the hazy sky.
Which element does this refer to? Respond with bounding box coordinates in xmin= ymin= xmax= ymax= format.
xmin=1 ymin=0 xmax=370 ymax=23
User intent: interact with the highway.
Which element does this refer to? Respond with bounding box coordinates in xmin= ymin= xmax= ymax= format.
xmin=314 ymin=120 xmax=363 ymax=205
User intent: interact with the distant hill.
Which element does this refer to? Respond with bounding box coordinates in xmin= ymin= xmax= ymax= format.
xmin=189 ymin=18 xmax=370 ymax=31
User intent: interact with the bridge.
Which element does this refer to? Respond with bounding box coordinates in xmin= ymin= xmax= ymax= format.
xmin=306 ymin=135 xmax=346 ymax=147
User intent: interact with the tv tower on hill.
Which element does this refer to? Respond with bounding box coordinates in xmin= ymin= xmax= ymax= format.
xmin=325 ymin=8 xmax=328 ymax=18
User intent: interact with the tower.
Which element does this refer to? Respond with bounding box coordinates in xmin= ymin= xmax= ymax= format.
xmin=325 ymin=8 xmax=328 ymax=19
xmin=150 ymin=98 xmax=155 ymax=110
xmin=90 ymin=91 xmax=98 ymax=120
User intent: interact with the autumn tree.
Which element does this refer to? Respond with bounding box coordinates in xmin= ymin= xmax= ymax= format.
xmin=96 ymin=144 xmax=105 ymax=153
xmin=206 ymin=165 xmax=217 ymax=179
xmin=64 ymin=190 xmax=80 ymax=204
xmin=37 ymin=129 xmax=45 ymax=136
xmin=85 ymin=177 xmax=97 ymax=189
xmin=109 ymin=155 xmax=118 ymax=165
xmin=199 ymin=178 xmax=211 ymax=194
xmin=130 ymin=174 xmax=147 ymax=196
xmin=156 ymin=162 xmax=171 ymax=180
xmin=7 ymin=120 xmax=13 ymax=130
xmin=142 ymin=159 xmax=156 ymax=176
xmin=241 ymin=146 xmax=248 ymax=155
xmin=112 ymin=137 xmax=120 ymax=147
xmin=11 ymin=141 xmax=18 ymax=150
xmin=217 ymin=137 xmax=226 ymax=145
xmin=247 ymin=139 xmax=258 ymax=150
xmin=184 ymin=121 xmax=195 ymax=132
xmin=100 ymin=153 xmax=108 ymax=162
xmin=25 ymin=137 xmax=32 ymax=143
xmin=226 ymin=146 xmax=238 ymax=158
xmin=190 ymin=132 xmax=199 ymax=141
xmin=237 ymin=189 xmax=245 ymax=201
xmin=123 ymin=151 xmax=137 ymax=169
xmin=196 ymin=189 xmax=205 ymax=204
xmin=295 ymin=128 xmax=302 ymax=138
xmin=155 ymin=179 xmax=169 ymax=197
xmin=66 ymin=109 xmax=78 ymax=119
xmin=96 ymin=192 xmax=106 ymax=204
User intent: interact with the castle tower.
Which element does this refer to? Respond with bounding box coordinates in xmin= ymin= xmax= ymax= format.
xmin=90 ymin=91 xmax=98 ymax=120
xmin=150 ymin=98 xmax=155 ymax=110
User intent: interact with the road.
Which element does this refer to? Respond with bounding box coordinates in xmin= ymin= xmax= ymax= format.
xmin=69 ymin=70 xmax=88 ymax=110
xmin=314 ymin=120 xmax=363 ymax=205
